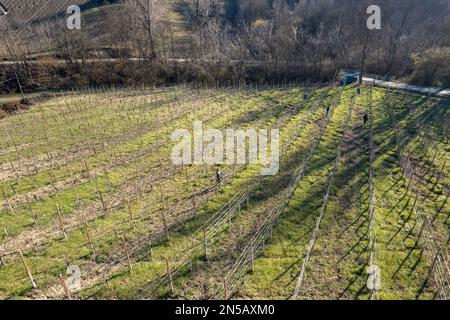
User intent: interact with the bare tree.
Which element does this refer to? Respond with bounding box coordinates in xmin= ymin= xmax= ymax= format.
xmin=125 ymin=0 xmax=166 ymax=61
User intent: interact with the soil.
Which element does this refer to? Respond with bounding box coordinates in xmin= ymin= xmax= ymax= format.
xmin=0 ymin=102 xmax=30 ymax=116
xmin=0 ymin=95 xmax=54 ymax=119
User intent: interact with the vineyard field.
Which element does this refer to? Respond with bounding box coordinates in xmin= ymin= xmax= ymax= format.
xmin=0 ymin=83 xmax=448 ymax=300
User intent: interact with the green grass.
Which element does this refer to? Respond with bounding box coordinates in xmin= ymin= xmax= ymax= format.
xmin=237 ymin=87 xmax=449 ymax=300
xmin=0 ymin=85 xmax=448 ymax=300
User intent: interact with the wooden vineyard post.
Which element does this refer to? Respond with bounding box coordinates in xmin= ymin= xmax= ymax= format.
xmin=161 ymin=211 xmax=169 ymax=240
xmin=26 ymin=195 xmax=37 ymax=225
xmin=59 ymin=274 xmax=72 ymax=300
xmin=83 ymin=217 xmax=96 ymax=255
xmin=56 ymin=205 xmax=67 ymax=239
xmin=127 ymin=200 xmax=136 ymax=230
xmin=104 ymin=167 xmax=114 ymax=193
xmin=6 ymin=158 xmax=17 ymax=186
xmin=49 ymin=171 xmax=58 ymax=192
xmin=149 ymin=241 xmax=153 ymax=260
xmin=159 ymin=183 xmax=167 ymax=210
xmin=84 ymin=161 xmax=92 ymax=182
xmin=98 ymin=189 xmax=108 ymax=215
xmin=18 ymin=250 xmax=37 ymax=289
xmin=10 ymin=181 xmax=17 ymax=196
xmin=132 ymin=163 xmax=139 ymax=193
xmin=3 ymin=224 xmax=9 ymax=238
xmin=156 ymin=134 xmax=164 ymax=177
xmin=165 ymin=258 xmax=174 ymax=293
xmin=0 ymin=185 xmax=14 ymax=214
xmin=121 ymin=236 xmax=133 ymax=271
xmin=71 ymin=178 xmax=80 ymax=206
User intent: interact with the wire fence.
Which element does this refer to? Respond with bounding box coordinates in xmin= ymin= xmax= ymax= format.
xmin=210 ymin=86 xmax=345 ymax=300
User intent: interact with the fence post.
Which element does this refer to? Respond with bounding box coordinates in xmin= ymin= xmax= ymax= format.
xmin=161 ymin=211 xmax=169 ymax=240
xmin=121 ymin=236 xmax=133 ymax=271
xmin=98 ymin=189 xmax=108 ymax=215
xmin=160 ymin=183 xmax=167 ymax=209
xmin=0 ymin=185 xmax=14 ymax=214
xmin=18 ymin=250 xmax=37 ymax=289
xmin=3 ymin=224 xmax=9 ymax=238
xmin=56 ymin=205 xmax=67 ymax=239
xmin=83 ymin=217 xmax=95 ymax=254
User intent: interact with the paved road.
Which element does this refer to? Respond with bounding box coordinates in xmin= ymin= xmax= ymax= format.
xmin=362 ymin=76 xmax=450 ymax=98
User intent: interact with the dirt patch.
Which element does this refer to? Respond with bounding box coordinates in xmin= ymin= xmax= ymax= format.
xmin=0 ymin=95 xmax=54 ymax=118
xmin=0 ymin=102 xmax=30 ymax=116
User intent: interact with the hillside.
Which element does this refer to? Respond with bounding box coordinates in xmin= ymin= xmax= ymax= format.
xmin=0 ymin=83 xmax=448 ymax=300
xmin=1 ymin=0 xmax=92 ymax=25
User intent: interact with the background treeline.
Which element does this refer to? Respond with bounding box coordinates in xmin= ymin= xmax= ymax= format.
xmin=0 ymin=0 xmax=449 ymax=93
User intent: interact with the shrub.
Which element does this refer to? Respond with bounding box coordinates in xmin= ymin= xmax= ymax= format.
xmin=410 ymin=47 xmax=450 ymax=88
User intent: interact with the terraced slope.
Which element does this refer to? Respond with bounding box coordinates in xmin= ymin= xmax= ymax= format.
xmin=0 ymin=84 xmax=448 ymax=300
xmin=238 ymin=87 xmax=449 ymax=300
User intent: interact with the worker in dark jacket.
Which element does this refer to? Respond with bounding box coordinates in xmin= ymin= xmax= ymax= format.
xmin=363 ymin=113 xmax=369 ymax=125
xmin=303 ymin=93 xmax=308 ymax=101
xmin=357 ymin=86 xmax=361 ymax=95
xmin=215 ymin=168 xmax=222 ymax=190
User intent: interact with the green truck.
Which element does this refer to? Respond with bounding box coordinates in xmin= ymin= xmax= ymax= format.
xmin=339 ymin=73 xmax=359 ymax=86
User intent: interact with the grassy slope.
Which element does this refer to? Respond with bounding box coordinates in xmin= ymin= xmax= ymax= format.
xmin=0 ymin=85 xmax=448 ymax=300
xmin=237 ymin=87 xmax=449 ymax=300
xmin=0 ymin=86 xmax=304 ymax=298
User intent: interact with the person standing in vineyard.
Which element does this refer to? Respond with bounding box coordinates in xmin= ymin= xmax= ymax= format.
xmin=363 ymin=113 xmax=369 ymax=125
xmin=215 ymin=167 xmax=222 ymax=190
